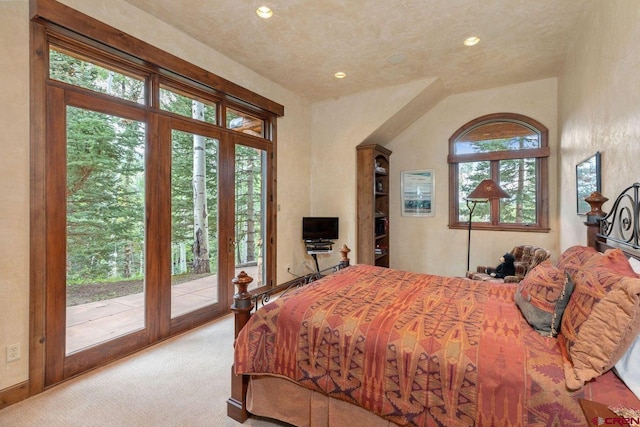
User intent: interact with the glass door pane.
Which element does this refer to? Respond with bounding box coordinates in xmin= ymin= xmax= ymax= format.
xmin=235 ymin=145 xmax=266 ymax=290
xmin=65 ymin=106 xmax=146 ymax=355
xmin=171 ymin=129 xmax=220 ymax=317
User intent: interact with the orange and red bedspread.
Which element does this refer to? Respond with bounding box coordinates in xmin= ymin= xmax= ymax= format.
xmin=234 ymin=264 xmax=636 ymax=426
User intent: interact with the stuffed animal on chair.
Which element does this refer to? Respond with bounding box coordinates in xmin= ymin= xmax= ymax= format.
xmin=486 ymin=253 xmax=516 ymax=278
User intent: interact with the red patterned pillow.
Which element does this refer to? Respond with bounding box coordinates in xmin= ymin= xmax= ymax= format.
xmin=597 ymin=248 xmax=640 ymax=278
xmin=514 ymin=260 xmax=573 ymax=337
xmin=558 ymin=246 xmax=638 ymax=280
xmin=557 ymin=245 xmax=600 ymax=276
xmin=559 ymin=260 xmax=640 ymax=390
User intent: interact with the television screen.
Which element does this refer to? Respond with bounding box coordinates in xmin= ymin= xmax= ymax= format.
xmin=302 ymin=217 xmax=339 ymax=241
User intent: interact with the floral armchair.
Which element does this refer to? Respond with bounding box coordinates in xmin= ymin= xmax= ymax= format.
xmin=466 ymin=245 xmax=551 ymax=283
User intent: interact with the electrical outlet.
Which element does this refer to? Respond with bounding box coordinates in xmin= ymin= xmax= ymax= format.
xmin=6 ymin=343 xmax=20 ymax=362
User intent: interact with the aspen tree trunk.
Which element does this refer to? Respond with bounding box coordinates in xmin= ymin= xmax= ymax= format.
xmin=192 ymin=101 xmax=210 ymax=273
xmin=123 ymin=242 xmax=132 ymax=278
xmin=245 ymin=163 xmax=255 ymax=263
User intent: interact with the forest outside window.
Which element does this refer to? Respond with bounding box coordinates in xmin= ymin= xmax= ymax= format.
xmin=49 ymin=47 xmax=146 ymax=103
xmin=448 ymin=113 xmax=550 ymax=232
xmin=31 ymin=0 xmax=284 ymax=391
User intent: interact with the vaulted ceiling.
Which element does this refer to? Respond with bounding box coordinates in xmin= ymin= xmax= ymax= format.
xmin=123 ymin=0 xmax=595 ymax=102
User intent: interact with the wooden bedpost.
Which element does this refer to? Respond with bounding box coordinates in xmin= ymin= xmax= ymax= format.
xmin=339 ymin=244 xmax=351 ymax=269
xmin=584 ymin=191 xmax=608 ymax=248
xmin=227 ymin=271 xmax=254 ymax=423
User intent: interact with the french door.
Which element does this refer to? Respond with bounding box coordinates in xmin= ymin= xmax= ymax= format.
xmin=43 ymin=87 xmax=268 ymax=385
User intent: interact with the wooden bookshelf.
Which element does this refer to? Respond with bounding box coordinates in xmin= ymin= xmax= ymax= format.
xmin=357 ymin=144 xmax=392 ymax=267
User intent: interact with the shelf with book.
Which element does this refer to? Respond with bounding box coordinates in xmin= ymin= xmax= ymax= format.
xmin=357 ymin=144 xmax=391 ymax=267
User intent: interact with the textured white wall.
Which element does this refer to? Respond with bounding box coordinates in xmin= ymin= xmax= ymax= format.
xmin=388 ymin=79 xmax=559 ymax=277
xmin=0 ymin=0 xmax=30 ymax=390
xmin=309 ymin=78 xmax=437 ymax=268
xmin=558 ymin=1 xmax=640 ymax=251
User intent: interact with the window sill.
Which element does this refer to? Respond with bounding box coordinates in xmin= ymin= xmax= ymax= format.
xmin=449 ymin=223 xmax=550 ymax=233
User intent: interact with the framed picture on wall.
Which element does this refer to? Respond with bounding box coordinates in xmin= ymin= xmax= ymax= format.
xmin=401 ymin=169 xmax=435 ymax=217
xmin=576 ymin=151 xmax=601 ymax=215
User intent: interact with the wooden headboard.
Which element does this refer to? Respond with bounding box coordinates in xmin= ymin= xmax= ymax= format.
xmin=585 ymin=183 xmax=640 ymax=259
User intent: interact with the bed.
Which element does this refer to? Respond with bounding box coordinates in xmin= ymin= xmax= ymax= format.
xmin=227 ymin=187 xmax=640 ymax=426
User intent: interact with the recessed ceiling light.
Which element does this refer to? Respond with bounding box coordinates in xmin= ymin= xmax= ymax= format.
xmin=334 ymin=72 xmax=347 ymax=79
xmin=256 ymin=6 xmax=273 ymax=19
xmin=464 ymin=36 xmax=480 ymax=46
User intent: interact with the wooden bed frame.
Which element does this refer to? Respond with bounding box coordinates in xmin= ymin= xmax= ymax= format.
xmin=227 ymin=184 xmax=640 ymax=423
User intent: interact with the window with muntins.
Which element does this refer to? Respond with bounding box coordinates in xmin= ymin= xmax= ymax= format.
xmin=31 ymin=0 xmax=283 ymax=388
xmin=448 ymin=113 xmax=550 ymax=232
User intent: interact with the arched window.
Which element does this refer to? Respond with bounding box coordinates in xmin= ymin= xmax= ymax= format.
xmin=448 ymin=113 xmax=550 ymax=232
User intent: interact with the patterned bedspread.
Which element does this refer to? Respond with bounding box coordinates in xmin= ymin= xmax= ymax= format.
xmin=234 ymin=264 xmax=637 ymax=426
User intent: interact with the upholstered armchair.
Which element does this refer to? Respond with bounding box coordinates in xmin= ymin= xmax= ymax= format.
xmin=466 ymin=245 xmax=551 ymax=284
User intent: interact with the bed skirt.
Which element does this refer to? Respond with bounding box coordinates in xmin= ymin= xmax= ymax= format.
xmin=247 ymin=375 xmax=395 ymax=427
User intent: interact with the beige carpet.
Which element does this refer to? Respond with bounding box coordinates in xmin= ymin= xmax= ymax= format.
xmin=0 ymin=314 xmax=284 ymax=427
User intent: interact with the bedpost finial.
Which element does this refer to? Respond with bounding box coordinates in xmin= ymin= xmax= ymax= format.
xmin=339 ymin=244 xmax=351 ymax=268
xmin=585 ymin=191 xmax=608 ymax=224
xmin=232 ymin=271 xmax=254 ymax=309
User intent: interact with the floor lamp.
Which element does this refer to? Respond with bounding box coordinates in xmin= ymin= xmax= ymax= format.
xmin=466 ymin=179 xmax=510 ymax=272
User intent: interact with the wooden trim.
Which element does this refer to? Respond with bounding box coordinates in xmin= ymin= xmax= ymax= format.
xmin=449 ymin=223 xmax=551 ymax=233
xmin=219 ymin=136 xmax=236 ymax=310
xmin=447 ymin=146 xmax=550 ymax=163
xmin=357 ymin=143 xmax=392 ymax=156
xmin=29 ymin=19 xmax=47 ymax=397
xmin=30 ymin=0 xmax=284 ymax=117
xmin=267 ymin=116 xmax=277 ymax=288
xmin=448 ymin=112 xmax=548 ymax=148
xmin=148 ymin=112 xmax=169 ymax=340
xmin=0 ymin=381 xmax=30 ymax=410
xmin=44 ymin=84 xmax=66 ymax=387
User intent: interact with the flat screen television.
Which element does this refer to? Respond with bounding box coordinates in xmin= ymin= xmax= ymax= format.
xmin=302 ymin=217 xmax=339 ymax=241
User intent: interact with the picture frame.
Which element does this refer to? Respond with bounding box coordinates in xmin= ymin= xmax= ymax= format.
xmin=401 ymin=169 xmax=435 ymax=217
xmin=576 ymin=151 xmax=601 ymax=215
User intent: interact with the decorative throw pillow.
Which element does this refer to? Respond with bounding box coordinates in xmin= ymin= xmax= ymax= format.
xmin=560 ymin=268 xmax=640 ymax=390
xmin=557 ymin=246 xmax=638 ymax=279
xmin=614 ymin=333 xmax=640 ymax=400
xmin=598 ymin=249 xmax=640 ymax=278
xmin=514 ymin=260 xmax=574 ymax=337
xmin=556 ymin=245 xmax=600 ymax=276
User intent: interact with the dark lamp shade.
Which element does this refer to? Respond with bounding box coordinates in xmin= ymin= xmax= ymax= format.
xmin=467 ymin=179 xmax=510 ymax=200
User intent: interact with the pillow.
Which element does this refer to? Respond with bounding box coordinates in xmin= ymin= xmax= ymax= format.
xmin=614 ymin=333 xmax=640 ymax=400
xmin=557 ymin=245 xmax=600 ymax=275
xmin=514 ymin=260 xmax=574 ymax=337
xmin=557 ymin=246 xmax=638 ymax=280
xmin=560 ymin=270 xmax=640 ymax=390
xmin=598 ymin=249 xmax=639 ymax=278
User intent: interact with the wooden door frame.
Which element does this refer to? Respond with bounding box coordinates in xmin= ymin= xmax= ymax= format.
xmin=29 ymin=0 xmax=281 ymax=397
